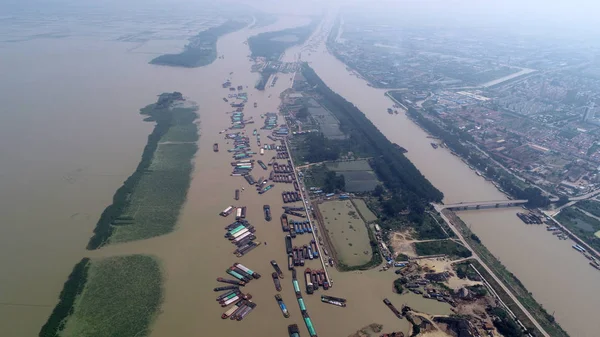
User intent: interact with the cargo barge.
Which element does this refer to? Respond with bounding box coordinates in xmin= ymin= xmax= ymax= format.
xmin=302 ymin=311 xmax=318 ymax=337
xmin=288 ymin=254 xmax=294 ymax=270
xmin=285 ymin=235 xmax=293 ymax=254
xmin=263 ymin=205 xmax=272 ymax=221
xmin=288 ymin=324 xmax=300 ymax=337
xmin=517 ymin=212 xmax=543 ymax=224
xmin=234 ymin=189 xmax=240 ymax=200
xmin=281 ymin=214 xmax=290 ymax=232
xmin=310 ymin=240 xmax=319 ymax=258
xmin=216 ymin=289 xmax=239 ymax=301
xmin=214 ymin=285 xmax=239 ymax=292
xmin=257 ymin=160 xmax=268 ymax=170
xmin=224 ymin=300 xmax=247 ymax=319
xmin=234 ymin=263 xmax=261 ymax=279
xmin=222 ymin=300 xmax=245 ymax=319
xmin=321 ymin=295 xmax=346 ymax=307
xmin=271 ymin=260 xmax=284 ymax=278
xmin=259 ymin=184 xmax=274 ymax=194
xmin=227 ymin=268 xmax=251 ymax=282
xmin=217 ymin=277 xmax=245 ymax=286
xmin=234 ymin=302 xmax=257 ymax=321
xmin=383 ymin=298 xmax=403 ymax=319
xmin=272 ymin=272 xmax=282 ymax=291
xmin=322 ymin=295 xmax=346 ymax=303
xmin=275 ymin=294 xmax=290 ymax=318
xmin=234 ymin=241 xmax=261 ymax=257
xmin=220 ymin=206 xmax=234 ymax=217
xmin=305 ymin=268 xmax=314 ymax=294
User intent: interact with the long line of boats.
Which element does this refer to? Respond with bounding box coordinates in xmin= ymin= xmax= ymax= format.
xmin=571 ymin=243 xmax=600 ymax=270
xmin=292 ymin=268 xmax=318 ymax=337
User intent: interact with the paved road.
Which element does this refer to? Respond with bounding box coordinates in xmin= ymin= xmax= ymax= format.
xmin=433 ymin=204 xmax=551 ymax=337
xmin=284 ymin=138 xmax=333 ymax=286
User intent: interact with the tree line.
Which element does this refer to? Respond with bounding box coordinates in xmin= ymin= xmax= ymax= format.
xmin=39 ymin=258 xmax=90 ymax=337
xmin=302 ymin=64 xmax=443 ymax=205
xmin=248 ymin=21 xmax=317 ymax=61
xmin=150 ymin=21 xmax=247 ymax=68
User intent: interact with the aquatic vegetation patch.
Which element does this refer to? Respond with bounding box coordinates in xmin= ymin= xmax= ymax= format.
xmin=110 ymin=143 xmax=196 ymax=244
xmin=56 ymin=255 xmax=162 ymax=337
xmin=87 ymin=92 xmax=198 ymax=249
xmin=39 ymin=258 xmax=90 ymax=337
xmin=150 ymin=20 xmax=247 ymax=68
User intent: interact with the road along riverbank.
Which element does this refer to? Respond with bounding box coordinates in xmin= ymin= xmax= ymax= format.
xmin=287 ymin=12 xmax=600 ymax=337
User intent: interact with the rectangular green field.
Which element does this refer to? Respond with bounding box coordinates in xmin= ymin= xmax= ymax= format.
xmin=352 ymin=198 xmax=377 ymax=222
xmin=326 ymin=160 xmax=379 ymax=193
xmin=326 ymin=159 xmax=372 ymax=171
xmin=319 ymin=200 xmax=373 ymax=266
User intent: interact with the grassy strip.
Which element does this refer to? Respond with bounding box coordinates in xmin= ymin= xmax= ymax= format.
xmin=58 ymin=255 xmax=163 ymax=337
xmin=557 ymin=205 xmax=600 ymax=251
xmin=39 ymin=258 xmax=90 ymax=337
xmin=446 ymin=211 xmax=569 ymax=337
xmin=150 ymin=21 xmax=247 ymax=67
xmin=414 ymin=240 xmax=471 ymax=259
xmin=87 ymin=93 xmax=197 ymax=249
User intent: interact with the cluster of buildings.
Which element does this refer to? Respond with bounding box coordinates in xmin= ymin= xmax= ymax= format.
xmin=417 ymin=79 xmax=600 ymax=195
xmin=332 ymin=18 xmax=600 ymax=198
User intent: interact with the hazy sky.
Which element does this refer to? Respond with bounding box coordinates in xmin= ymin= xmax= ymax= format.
xmin=333 ymin=0 xmax=600 ymax=37
xmin=3 ymin=0 xmax=600 ymax=37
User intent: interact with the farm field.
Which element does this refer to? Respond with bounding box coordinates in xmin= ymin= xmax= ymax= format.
xmin=352 ymin=198 xmax=377 ymax=222
xmin=326 ymin=159 xmax=379 ymax=193
xmin=319 ymin=200 xmax=372 ymax=266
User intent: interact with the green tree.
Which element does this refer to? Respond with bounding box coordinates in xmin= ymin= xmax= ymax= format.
xmin=393 ymin=278 xmax=404 ymax=294
xmin=297 ymin=107 xmax=309 ymax=119
xmin=373 ymin=184 xmax=385 ymax=197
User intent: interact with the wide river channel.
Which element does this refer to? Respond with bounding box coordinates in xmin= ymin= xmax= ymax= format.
xmin=0 ymin=7 xmax=597 ymax=337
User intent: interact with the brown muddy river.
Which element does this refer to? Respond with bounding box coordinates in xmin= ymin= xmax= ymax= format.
xmin=294 ymin=13 xmax=600 ymax=337
xmin=0 ymin=6 xmax=597 ymax=337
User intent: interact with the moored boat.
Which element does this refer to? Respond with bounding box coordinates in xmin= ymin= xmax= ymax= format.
xmin=272 ymin=272 xmax=282 ymax=291
xmin=305 ymin=268 xmax=314 ymax=294
xmin=275 ymin=294 xmax=290 ymax=318
xmin=288 ymin=324 xmax=300 ymax=337
xmin=321 ymin=296 xmax=346 ymax=307
xmin=271 ymin=260 xmax=284 ymax=278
